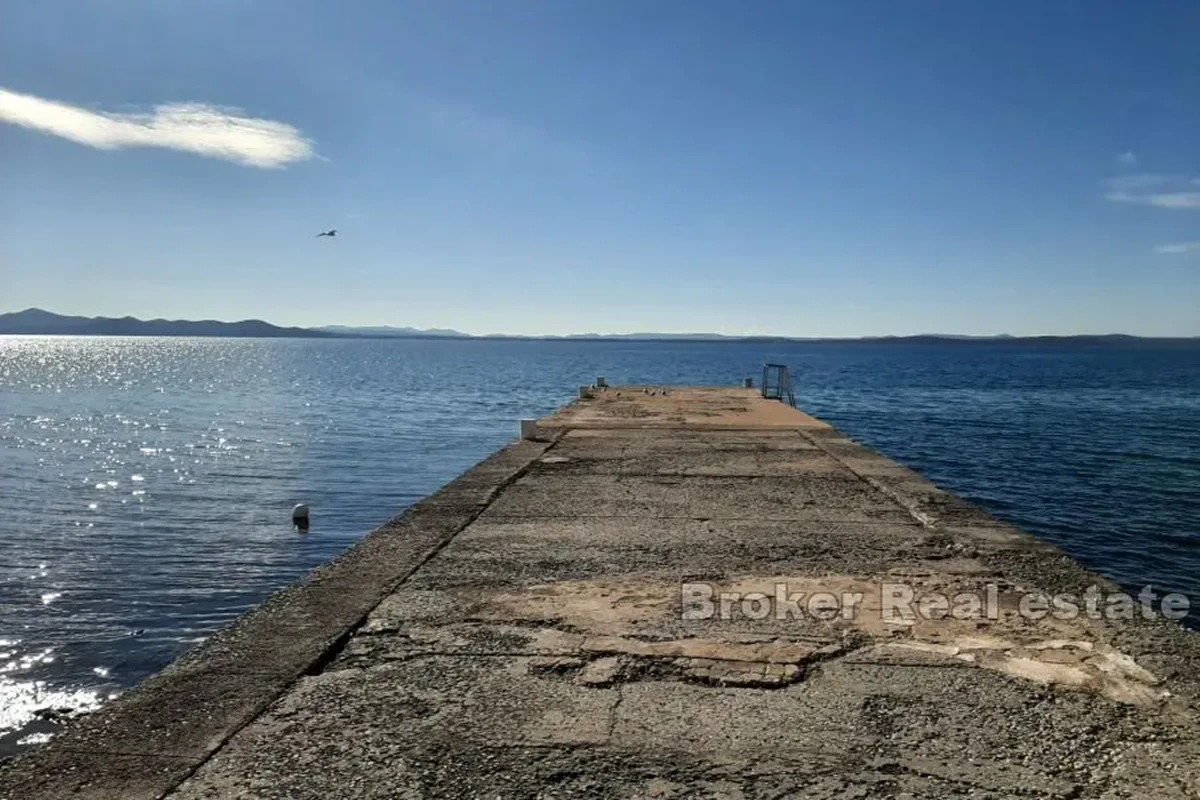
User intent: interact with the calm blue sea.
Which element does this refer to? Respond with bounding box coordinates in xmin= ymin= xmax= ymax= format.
xmin=1 ymin=336 xmax=1198 ymax=754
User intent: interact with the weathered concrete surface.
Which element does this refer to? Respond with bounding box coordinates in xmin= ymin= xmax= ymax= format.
xmin=3 ymin=387 xmax=1198 ymax=799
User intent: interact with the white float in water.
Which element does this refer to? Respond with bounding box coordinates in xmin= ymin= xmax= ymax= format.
xmin=291 ymin=503 xmax=310 ymax=529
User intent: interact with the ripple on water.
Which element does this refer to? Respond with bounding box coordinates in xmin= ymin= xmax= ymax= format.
xmin=0 ymin=675 xmax=106 ymax=749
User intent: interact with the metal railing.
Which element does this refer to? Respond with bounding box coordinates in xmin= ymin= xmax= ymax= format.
xmin=761 ymin=363 xmax=796 ymax=407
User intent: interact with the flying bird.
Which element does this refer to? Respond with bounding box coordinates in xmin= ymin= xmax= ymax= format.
xmin=315 ymin=229 xmax=337 ymax=238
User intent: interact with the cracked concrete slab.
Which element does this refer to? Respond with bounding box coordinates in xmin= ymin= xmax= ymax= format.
xmin=391 ymin=517 xmax=935 ymax=593
xmin=536 ymin=447 xmax=848 ymax=477
xmin=540 ymin=387 xmax=833 ymax=431
xmin=165 ymin=656 xmax=621 ymax=800
xmin=483 ymin=473 xmax=914 ymax=522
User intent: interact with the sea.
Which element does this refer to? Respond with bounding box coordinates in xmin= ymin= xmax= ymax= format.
xmin=1 ymin=335 xmax=1198 ymax=756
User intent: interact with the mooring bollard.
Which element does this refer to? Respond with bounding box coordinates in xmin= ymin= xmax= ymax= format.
xmin=520 ymin=419 xmax=538 ymax=440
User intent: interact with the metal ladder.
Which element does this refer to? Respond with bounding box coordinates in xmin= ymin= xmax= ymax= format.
xmin=761 ymin=363 xmax=796 ymax=407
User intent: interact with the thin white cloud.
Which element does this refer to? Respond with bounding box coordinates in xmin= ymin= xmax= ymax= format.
xmin=1103 ymin=173 xmax=1200 ymax=209
xmin=1117 ymin=151 xmax=1138 ymax=168
xmin=0 ymin=86 xmax=314 ymax=168
xmin=1154 ymin=242 xmax=1200 ymax=254
xmin=1117 ymin=192 xmax=1200 ymax=209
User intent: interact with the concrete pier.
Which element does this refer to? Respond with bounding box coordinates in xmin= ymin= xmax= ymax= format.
xmin=3 ymin=387 xmax=1198 ymax=799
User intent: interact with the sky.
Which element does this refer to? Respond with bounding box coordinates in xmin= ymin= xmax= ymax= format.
xmin=2 ymin=1 xmax=1199 ymax=337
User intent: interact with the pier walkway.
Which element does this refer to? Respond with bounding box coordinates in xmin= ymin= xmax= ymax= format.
xmin=3 ymin=387 xmax=1198 ymax=799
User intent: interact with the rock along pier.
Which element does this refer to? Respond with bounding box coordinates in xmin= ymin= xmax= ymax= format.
xmin=2 ymin=386 xmax=1198 ymax=799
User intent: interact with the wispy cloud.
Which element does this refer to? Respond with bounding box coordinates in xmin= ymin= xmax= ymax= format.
xmin=1154 ymin=242 xmax=1200 ymax=254
xmin=1103 ymin=173 xmax=1200 ymax=209
xmin=0 ymin=86 xmax=314 ymax=168
xmin=1117 ymin=151 xmax=1139 ymax=168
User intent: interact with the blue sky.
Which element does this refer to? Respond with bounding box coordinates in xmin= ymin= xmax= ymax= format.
xmin=2 ymin=1 xmax=1199 ymax=336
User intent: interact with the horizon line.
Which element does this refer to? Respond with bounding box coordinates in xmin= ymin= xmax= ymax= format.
xmin=1 ymin=308 xmax=1198 ymax=341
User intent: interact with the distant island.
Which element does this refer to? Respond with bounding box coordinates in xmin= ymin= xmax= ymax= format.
xmin=0 ymin=309 xmax=1195 ymax=343
xmin=0 ymin=308 xmax=330 ymax=338
xmin=314 ymin=324 xmax=470 ymax=338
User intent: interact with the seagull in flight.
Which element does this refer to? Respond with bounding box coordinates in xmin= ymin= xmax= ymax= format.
xmin=316 ymin=229 xmax=337 ymax=238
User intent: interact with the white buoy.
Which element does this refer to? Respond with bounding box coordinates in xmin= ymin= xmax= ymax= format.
xmin=291 ymin=503 xmax=310 ymax=529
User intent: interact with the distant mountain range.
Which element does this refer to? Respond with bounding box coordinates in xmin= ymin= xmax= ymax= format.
xmin=0 ymin=309 xmax=1194 ymax=342
xmin=315 ymin=324 xmax=469 ymax=338
xmin=0 ymin=308 xmax=331 ymax=338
